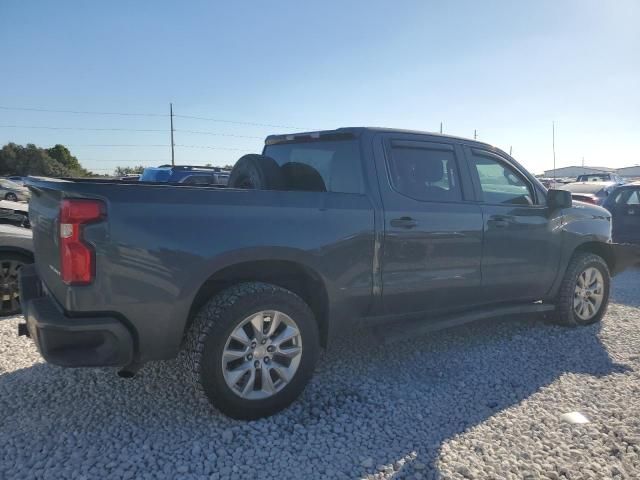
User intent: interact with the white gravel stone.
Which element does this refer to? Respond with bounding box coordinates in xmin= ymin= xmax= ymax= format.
xmin=1 ymin=268 xmax=639 ymax=479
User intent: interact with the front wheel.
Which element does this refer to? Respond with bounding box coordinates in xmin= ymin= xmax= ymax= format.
xmin=553 ymin=252 xmax=611 ymax=326
xmin=4 ymin=192 xmax=18 ymax=202
xmin=182 ymin=282 xmax=319 ymax=419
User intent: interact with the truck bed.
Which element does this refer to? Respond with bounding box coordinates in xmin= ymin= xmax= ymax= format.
xmin=25 ymin=176 xmax=376 ymax=361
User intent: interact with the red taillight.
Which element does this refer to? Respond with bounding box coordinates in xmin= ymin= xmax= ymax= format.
xmin=60 ymin=199 xmax=105 ymax=285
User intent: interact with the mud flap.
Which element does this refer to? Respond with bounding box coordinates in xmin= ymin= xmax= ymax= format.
xmin=609 ymin=243 xmax=640 ymax=276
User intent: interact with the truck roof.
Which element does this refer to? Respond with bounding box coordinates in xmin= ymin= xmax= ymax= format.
xmin=265 ymin=127 xmax=495 ymax=150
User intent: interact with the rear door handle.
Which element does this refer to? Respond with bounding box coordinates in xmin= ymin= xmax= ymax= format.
xmin=390 ymin=216 xmax=418 ymax=229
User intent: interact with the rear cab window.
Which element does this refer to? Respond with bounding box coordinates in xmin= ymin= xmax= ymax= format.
xmin=263 ymin=137 xmax=364 ymax=194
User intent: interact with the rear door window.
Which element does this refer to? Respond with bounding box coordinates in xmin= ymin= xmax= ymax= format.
xmin=613 ymin=189 xmax=640 ymax=206
xmin=386 ymin=145 xmax=462 ymax=202
xmin=263 ymin=139 xmax=364 ymax=193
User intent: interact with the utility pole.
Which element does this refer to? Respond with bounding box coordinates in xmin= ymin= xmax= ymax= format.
xmin=552 ymin=121 xmax=556 ymax=180
xmin=582 ymin=156 xmax=585 ymax=168
xmin=474 ymin=129 xmax=477 ymax=140
xmin=170 ymin=103 xmax=175 ymax=166
xmin=440 ymin=122 xmax=443 ymax=134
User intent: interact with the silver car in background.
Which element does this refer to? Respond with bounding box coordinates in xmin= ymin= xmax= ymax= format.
xmin=0 ymin=178 xmax=31 ymax=202
xmin=560 ymin=181 xmax=617 ymax=206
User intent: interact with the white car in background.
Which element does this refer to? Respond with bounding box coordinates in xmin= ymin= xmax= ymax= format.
xmin=0 ymin=179 xmax=30 ymax=202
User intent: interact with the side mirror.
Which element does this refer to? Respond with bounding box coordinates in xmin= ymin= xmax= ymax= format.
xmin=547 ymin=189 xmax=572 ymax=210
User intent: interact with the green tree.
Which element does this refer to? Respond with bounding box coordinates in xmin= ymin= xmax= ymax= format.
xmin=114 ymin=165 xmax=145 ymax=176
xmin=46 ymin=144 xmax=83 ymax=171
xmin=0 ymin=143 xmax=94 ymax=177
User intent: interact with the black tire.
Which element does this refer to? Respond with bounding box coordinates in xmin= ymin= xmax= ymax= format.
xmin=182 ymin=282 xmax=319 ymax=419
xmin=5 ymin=192 xmax=18 ymax=202
xmin=228 ymin=154 xmax=283 ymax=190
xmin=0 ymin=252 xmax=33 ymax=316
xmin=553 ymin=252 xmax=610 ymax=326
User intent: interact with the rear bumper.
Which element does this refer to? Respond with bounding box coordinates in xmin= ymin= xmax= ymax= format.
xmin=19 ymin=264 xmax=134 ymax=367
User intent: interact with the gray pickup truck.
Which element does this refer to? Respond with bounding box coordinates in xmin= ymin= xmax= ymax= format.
xmin=20 ymin=127 xmax=639 ymax=419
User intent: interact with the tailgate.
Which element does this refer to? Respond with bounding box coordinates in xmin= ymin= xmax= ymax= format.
xmin=26 ymin=177 xmax=107 ymax=304
xmin=28 ymin=179 xmax=66 ymax=295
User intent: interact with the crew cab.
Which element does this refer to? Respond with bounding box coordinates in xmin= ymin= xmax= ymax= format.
xmin=20 ymin=127 xmax=639 ymax=419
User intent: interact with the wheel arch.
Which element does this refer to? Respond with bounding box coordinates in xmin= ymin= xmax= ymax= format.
xmin=573 ymin=241 xmax=615 ymax=273
xmin=184 ymin=259 xmax=330 ymax=347
xmin=0 ymin=246 xmax=34 ymax=261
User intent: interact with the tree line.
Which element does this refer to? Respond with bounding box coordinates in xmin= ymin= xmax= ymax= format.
xmin=0 ymin=143 xmax=92 ymax=177
xmin=0 ymin=142 xmax=236 ymax=178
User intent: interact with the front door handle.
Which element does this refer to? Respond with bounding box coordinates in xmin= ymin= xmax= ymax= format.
xmin=390 ymin=216 xmax=418 ymax=229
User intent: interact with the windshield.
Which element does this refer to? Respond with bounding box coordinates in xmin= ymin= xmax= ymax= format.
xmin=0 ymin=179 xmax=22 ymax=189
xmin=577 ymin=174 xmax=609 ymax=182
xmin=140 ymin=168 xmax=172 ymax=182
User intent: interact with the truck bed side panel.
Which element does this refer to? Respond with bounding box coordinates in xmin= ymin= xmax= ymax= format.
xmin=28 ymin=180 xmax=375 ymax=361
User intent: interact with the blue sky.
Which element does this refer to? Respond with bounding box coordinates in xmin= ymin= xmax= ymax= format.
xmin=1 ymin=0 xmax=638 ymax=174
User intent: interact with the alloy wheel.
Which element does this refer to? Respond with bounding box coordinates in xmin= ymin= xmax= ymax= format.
xmin=221 ymin=310 xmax=303 ymax=399
xmin=573 ymin=267 xmax=604 ymax=321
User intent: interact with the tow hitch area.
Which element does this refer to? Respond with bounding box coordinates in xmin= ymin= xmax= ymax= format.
xmin=610 ymin=243 xmax=640 ymax=276
xmin=18 ymin=323 xmax=29 ymax=337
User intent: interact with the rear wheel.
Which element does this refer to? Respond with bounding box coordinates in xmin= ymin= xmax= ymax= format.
xmin=4 ymin=192 xmax=18 ymax=202
xmin=0 ymin=252 xmax=32 ymax=316
xmin=553 ymin=252 xmax=610 ymax=326
xmin=182 ymin=282 xmax=319 ymax=419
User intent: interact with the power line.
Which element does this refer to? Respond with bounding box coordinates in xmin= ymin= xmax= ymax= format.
xmin=0 ymin=125 xmax=167 ymax=133
xmin=0 ymin=105 xmax=310 ymax=129
xmin=67 ymin=144 xmax=170 ymax=147
xmin=77 ymin=159 xmax=168 ymax=162
xmin=66 ymin=143 xmax=252 ymax=151
xmin=0 ymin=105 xmax=165 ymax=117
xmin=175 ymin=144 xmax=252 ymax=151
xmin=175 ymin=129 xmax=262 ymax=139
xmin=174 ymin=114 xmax=307 ymax=129
xmin=0 ymin=124 xmax=263 ymax=139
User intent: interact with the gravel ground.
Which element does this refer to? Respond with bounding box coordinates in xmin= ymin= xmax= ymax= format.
xmin=1 ymin=269 xmax=639 ymax=480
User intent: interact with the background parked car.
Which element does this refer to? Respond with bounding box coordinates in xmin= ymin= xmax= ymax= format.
xmin=0 ymin=200 xmax=29 ymax=228
xmin=560 ymin=181 xmax=617 ymax=205
xmin=0 ymin=178 xmax=30 ymax=202
xmin=139 ymin=165 xmax=231 ymax=185
xmin=0 ymin=224 xmax=33 ymax=316
xmin=6 ymin=176 xmax=25 ymax=186
xmin=603 ymin=183 xmax=640 ymax=244
xmin=119 ymin=174 xmax=141 ymax=181
xmin=576 ymin=173 xmax=624 ymax=184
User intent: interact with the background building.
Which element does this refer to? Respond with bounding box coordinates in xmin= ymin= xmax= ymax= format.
xmin=616 ymin=165 xmax=640 ymax=178
xmin=541 ymin=166 xmax=615 ymax=178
